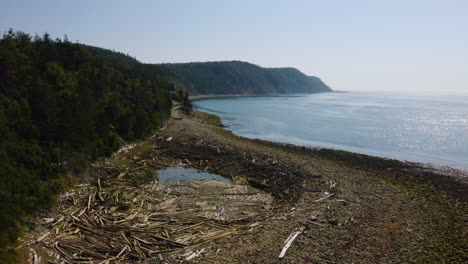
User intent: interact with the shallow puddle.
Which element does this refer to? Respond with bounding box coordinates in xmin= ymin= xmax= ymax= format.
xmin=156 ymin=167 xmax=232 ymax=184
xmin=153 ymin=167 xmax=272 ymax=222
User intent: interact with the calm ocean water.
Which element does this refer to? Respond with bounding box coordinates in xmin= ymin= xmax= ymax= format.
xmin=194 ymin=92 xmax=468 ymax=168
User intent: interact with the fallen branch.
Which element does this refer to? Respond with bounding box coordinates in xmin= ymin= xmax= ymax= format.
xmin=314 ymin=193 xmax=334 ymax=203
xmin=31 ymin=248 xmax=40 ymax=264
xmin=279 ymin=226 xmax=305 ymax=258
xmin=35 ymin=232 xmax=50 ymax=243
xmin=185 ymin=248 xmax=205 ymax=260
xmin=130 ymin=165 xmax=149 ymax=172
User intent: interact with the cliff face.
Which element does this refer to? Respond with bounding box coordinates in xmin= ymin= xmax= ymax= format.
xmin=160 ymin=61 xmax=332 ymax=95
xmin=265 ymin=67 xmax=332 ymax=93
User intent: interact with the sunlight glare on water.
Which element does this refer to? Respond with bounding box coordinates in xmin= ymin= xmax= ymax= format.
xmin=194 ymin=92 xmax=468 ymax=168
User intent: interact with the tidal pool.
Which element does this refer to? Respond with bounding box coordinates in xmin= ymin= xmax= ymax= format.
xmin=156 ymin=167 xmax=232 ymax=184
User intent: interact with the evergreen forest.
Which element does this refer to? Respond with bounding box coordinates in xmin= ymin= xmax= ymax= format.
xmin=0 ymin=30 xmax=175 ymax=247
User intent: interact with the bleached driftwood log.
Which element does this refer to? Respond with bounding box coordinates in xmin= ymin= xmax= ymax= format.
xmin=278 ymin=226 xmax=305 ymax=258
xmin=314 ymin=193 xmax=334 ymax=203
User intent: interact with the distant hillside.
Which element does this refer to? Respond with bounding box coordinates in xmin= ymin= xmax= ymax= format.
xmin=81 ymin=49 xmax=333 ymax=95
xmin=159 ymin=61 xmax=332 ymax=95
xmin=82 ymin=45 xmax=140 ymax=70
xmin=265 ymin=67 xmax=332 ymax=93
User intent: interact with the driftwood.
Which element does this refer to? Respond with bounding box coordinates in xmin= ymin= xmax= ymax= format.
xmin=314 ymin=193 xmax=334 ymax=203
xmin=28 ymin=159 xmax=272 ymax=263
xmin=185 ymin=248 xmax=205 ymax=260
xmin=31 ymin=248 xmax=40 ymax=264
xmin=279 ymin=226 xmax=305 ymax=258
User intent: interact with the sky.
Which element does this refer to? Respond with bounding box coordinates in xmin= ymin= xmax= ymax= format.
xmin=1 ymin=0 xmax=467 ymax=93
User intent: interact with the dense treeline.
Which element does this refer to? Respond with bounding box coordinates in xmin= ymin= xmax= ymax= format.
xmin=160 ymin=61 xmax=332 ymax=95
xmin=0 ymin=30 xmax=173 ymax=246
xmin=81 ymin=45 xmax=140 ymax=71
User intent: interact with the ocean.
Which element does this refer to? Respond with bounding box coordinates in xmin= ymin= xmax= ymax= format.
xmin=194 ymin=91 xmax=468 ymax=169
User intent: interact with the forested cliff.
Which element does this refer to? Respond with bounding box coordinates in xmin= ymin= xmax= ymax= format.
xmin=159 ymin=61 xmax=332 ymax=94
xmin=83 ymin=48 xmax=333 ymax=95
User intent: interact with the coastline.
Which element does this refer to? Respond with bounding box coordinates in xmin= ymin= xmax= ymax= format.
xmin=189 ymin=93 xmax=257 ymax=101
xmin=23 ymin=106 xmax=467 ymax=263
xmin=189 ymin=91 xmax=337 ymax=101
xmin=192 ymin=93 xmax=468 ymax=170
xmin=159 ymin=109 xmax=468 ymax=263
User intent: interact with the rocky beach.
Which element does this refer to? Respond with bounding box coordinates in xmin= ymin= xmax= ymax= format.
xmin=24 ymin=106 xmax=467 ymax=263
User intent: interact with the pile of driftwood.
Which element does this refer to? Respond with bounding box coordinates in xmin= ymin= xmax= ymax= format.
xmin=29 ymin=161 xmax=272 ymax=263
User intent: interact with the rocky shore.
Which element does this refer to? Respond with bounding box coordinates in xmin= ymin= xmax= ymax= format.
xmin=24 ymin=107 xmax=467 ymax=263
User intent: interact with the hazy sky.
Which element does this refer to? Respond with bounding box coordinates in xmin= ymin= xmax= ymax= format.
xmin=2 ymin=0 xmax=467 ymax=92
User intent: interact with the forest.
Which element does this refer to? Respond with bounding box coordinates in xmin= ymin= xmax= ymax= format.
xmin=0 ymin=30 xmax=176 ymax=248
xmin=160 ymin=61 xmax=332 ymax=95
